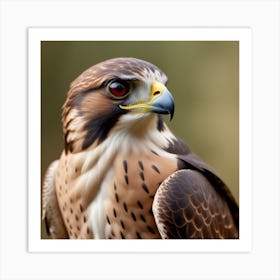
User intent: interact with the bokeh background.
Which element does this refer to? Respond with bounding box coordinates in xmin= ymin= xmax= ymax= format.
xmin=41 ymin=41 xmax=239 ymax=238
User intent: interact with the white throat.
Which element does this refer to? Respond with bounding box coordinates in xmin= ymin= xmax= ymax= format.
xmin=71 ymin=113 xmax=176 ymax=238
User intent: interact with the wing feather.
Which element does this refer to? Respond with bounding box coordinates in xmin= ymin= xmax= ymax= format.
xmin=42 ymin=160 xmax=69 ymax=239
xmin=165 ymin=137 xmax=239 ymax=231
xmin=153 ymin=169 xmax=239 ymax=239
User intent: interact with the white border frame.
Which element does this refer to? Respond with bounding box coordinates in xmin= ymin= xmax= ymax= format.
xmin=1 ymin=1 xmax=279 ymax=279
xmin=28 ymin=27 xmax=252 ymax=253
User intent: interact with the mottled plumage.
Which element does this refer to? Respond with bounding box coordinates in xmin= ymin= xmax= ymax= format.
xmin=42 ymin=57 xmax=239 ymax=239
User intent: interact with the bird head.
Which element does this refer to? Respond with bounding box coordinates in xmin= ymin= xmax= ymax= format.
xmin=62 ymin=57 xmax=175 ymax=153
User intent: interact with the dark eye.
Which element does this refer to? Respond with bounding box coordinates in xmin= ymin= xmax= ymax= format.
xmin=107 ymin=80 xmax=130 ymax=99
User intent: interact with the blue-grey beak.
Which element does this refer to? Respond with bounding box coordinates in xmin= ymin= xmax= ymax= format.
xmin=150 ymin=88 xmax=175 ymax=120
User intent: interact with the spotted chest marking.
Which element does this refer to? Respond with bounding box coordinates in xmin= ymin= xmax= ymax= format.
xmin=104 ymin=151 xmax=177 ymax=239
xmin=55 ymin=152 xmax=94 ymax=239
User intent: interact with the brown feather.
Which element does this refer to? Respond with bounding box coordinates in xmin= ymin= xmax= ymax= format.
xmin=153 ymin=169 xmax=239 ymax=239
xmin=165 ymin=137 xmax=239 ymax=231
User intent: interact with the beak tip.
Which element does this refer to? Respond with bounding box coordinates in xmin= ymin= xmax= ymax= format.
xmin=150 ymin=88 xmax=175 ymax=121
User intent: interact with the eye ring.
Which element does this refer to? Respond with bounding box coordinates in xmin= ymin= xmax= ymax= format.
xmin=106 ymin=80 xmax=130 ymax=99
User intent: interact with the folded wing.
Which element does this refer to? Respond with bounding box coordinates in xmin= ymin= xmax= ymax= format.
xmin=153 ymin=169 xmax=239 ymax=239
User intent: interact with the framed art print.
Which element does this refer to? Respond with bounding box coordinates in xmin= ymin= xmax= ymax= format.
xmin=1 ymin=1 xmax=280 ymax=280
xmin=28 ymin=27 xmax=252 ymax=253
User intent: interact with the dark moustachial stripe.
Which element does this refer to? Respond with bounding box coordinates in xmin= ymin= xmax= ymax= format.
xmin=82 ymin=106 xmax=125 ymax=150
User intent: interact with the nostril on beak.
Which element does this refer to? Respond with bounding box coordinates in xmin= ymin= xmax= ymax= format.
xmin=153 ymin=91 xmax=161 ymax=97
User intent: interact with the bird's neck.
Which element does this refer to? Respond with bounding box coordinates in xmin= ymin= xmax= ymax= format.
xmin=65 ymin=114 xmax=176 ymax=206
xmin=104 ymin=114 xmax=175 ymax=155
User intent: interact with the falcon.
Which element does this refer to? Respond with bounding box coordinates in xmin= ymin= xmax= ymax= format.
xmin=42 ymin=57 xmax=239 ymax=239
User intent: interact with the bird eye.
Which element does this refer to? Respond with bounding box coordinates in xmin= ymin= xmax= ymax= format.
xmin=107 ymin=80 xmax=130 ymax=99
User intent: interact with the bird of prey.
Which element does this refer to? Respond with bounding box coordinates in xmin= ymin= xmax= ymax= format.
xmin=42 ymin=57 xmax=239 ymax=239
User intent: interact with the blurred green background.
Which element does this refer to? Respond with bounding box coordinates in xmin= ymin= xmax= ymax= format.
xmin=41 ymin=41 xmax=239 ymax=238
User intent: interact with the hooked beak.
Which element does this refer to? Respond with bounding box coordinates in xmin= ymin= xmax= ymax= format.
xmin=119 ymin=81 xmax=175 ymax=120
